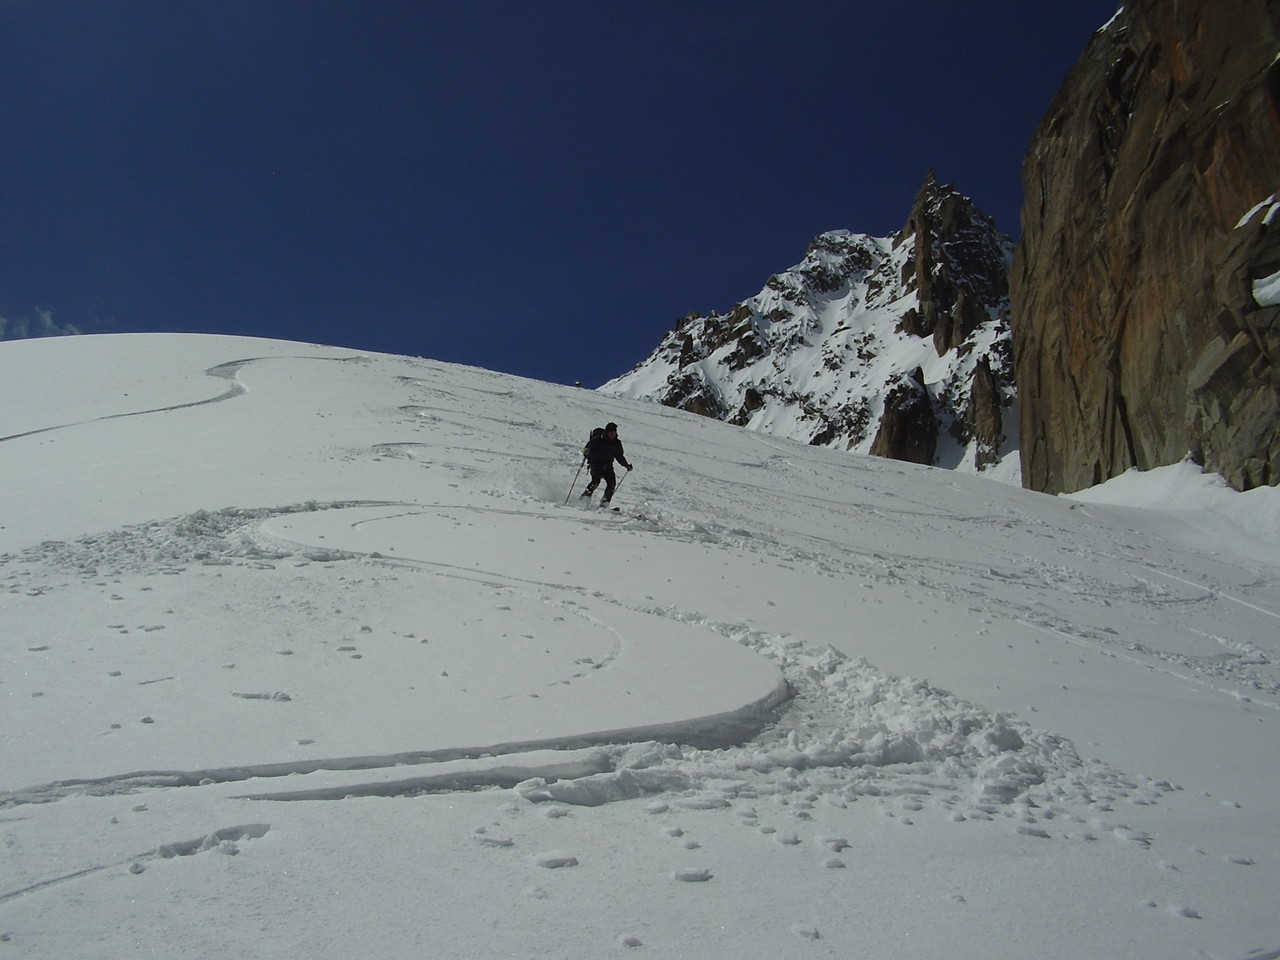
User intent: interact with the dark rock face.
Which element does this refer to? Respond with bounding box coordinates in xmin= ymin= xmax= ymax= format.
xmin=657 ymin=369 xmax=729 ymax=420
xmin=869 ymin=368 xmax=938 ymax=465
xmin=898 ymin=173 xmax=1011 ymax=358
xmin=966 ymin=357 xmax=1005 ymax=471
xmin=1012 ymin=0 xmax=1280 ymax=493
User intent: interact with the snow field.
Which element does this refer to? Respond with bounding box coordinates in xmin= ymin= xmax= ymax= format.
xmin=1 ymin=334 xmax=1278 ymax=958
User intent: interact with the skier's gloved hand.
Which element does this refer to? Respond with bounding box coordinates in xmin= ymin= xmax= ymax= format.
xmin=626 ymin=463 xmax=633 ymax=471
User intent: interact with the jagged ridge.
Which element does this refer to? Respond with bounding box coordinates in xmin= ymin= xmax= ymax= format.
xmin=601 ymin=173 xmax=1017 ymax=473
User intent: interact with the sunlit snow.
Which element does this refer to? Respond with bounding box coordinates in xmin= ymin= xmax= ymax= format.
xmin=1 ymin=334 xmax=1277 ymax=959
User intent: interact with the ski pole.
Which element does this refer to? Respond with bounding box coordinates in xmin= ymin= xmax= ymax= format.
xmin=563 ymin=458 xmax=585 ymax=505
xmin=612 ymin=466 xmax=630 ymax=498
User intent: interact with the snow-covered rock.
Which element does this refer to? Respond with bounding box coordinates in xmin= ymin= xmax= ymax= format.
xmin=602 ymin=172 xmax=1016 ymax=476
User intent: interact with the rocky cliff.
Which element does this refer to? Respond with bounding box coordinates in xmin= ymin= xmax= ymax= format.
xmin=602 ymin=174 xmax=1017 ymax=473
xmin=1012 ymin=0 xmax=1280 ymax=493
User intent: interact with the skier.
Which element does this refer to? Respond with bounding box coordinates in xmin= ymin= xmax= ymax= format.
xmin=581 ymin=422 xmax=633 ymax=504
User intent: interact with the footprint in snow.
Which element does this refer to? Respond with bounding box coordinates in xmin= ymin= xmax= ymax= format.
xmin=672 ymin=868 xmax=712 ymax=882
xmin=533 ymin=854 xmax=578 ymax=868
xmin=472 ymin=833 xmax=515 ymax=849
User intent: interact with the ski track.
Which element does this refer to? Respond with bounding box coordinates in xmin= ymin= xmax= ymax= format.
xmin=1146 ymin=567 xmax=1280 ymax=622
xmin=3 ymin=495 xmax=1182 ymax=844
xmin=0 ymin=824 xmax=270 ymax=905
xmin=3 ymin=359 xmax=1276 ymax=956
xmin=0 ymin=354 xmax=366 ymax=445
xmin=1 ymin=524 xmax=1183 ymax=933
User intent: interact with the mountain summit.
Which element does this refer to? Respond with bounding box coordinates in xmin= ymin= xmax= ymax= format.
xmin=601 ymin=173 xmax=1016 ymax=474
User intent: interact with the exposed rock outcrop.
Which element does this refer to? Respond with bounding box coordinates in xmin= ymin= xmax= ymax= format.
xmin=1012 ymin=0 xmax=1280 ymax=493
xmin=602 ymin=174 xmax=1016 ymax=474
xmin=966 ymin=356 xmax=1006 ymax=471
xmin=869 ymin=368 xmax=937 ymax=465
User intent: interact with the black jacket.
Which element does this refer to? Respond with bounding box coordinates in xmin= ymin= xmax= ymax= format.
xmin=584 ymin=434 xmax=630 ymax=469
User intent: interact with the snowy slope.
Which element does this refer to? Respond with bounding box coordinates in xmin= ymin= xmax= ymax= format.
xmin=1 ymin=334 xmax=1278 ymax=959
xmin=601 ymin=176 xmax=1018 ymax=476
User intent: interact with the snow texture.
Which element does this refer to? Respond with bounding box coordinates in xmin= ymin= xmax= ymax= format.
xmin=1 ymin=333 xmax=1278 ymax=959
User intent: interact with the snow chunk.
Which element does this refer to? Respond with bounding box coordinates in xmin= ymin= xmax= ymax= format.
xmin=1254 ymin=269 xmax=1280 ymax=307
xmin=1236 ymin=193 xmax=1279 ymax=229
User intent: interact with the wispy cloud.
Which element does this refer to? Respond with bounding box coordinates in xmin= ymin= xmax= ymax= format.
xmin=0 ymin=307 xmax=82 ymax=341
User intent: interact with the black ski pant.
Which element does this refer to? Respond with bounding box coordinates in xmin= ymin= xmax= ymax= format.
xmin=584 ymin=461 xmax=617 ymax=499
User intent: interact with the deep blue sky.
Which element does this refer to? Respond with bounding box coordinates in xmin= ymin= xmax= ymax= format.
xmin=1 ymin=1 xmax=1117 ymax=387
